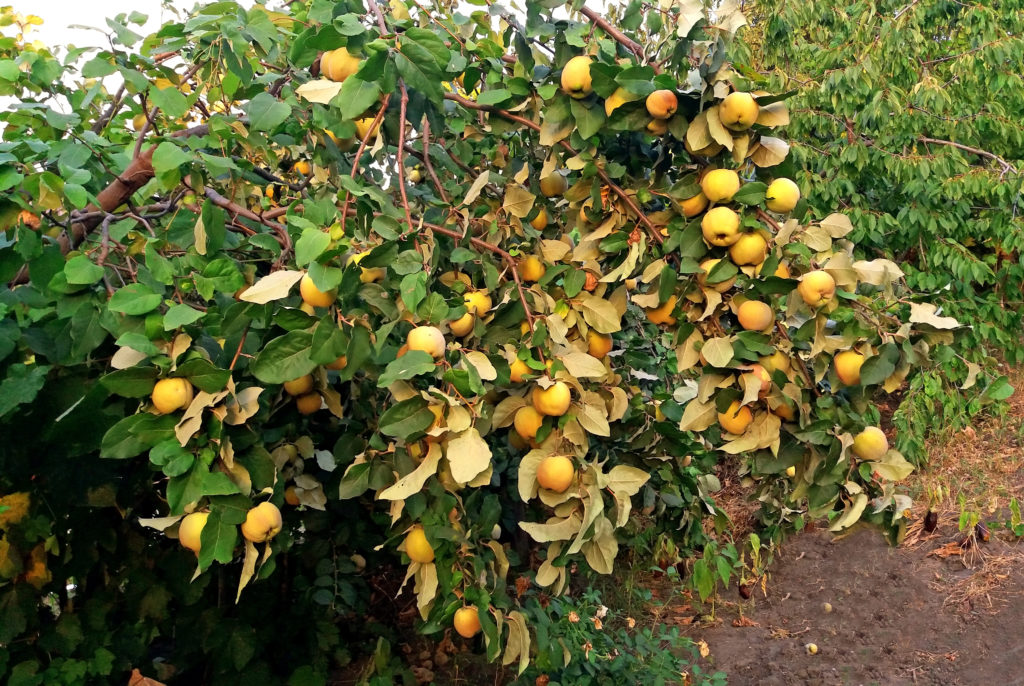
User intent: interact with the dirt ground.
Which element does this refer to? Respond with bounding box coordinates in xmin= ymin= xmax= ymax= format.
xmin=692 ymin=366 xmax=1024 ymax=686
xmin=692 ymin=524 xmax=1024 ymax=686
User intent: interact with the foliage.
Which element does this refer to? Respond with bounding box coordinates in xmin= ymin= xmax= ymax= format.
xmin=0 ymin=0 xmax=964 ymax=681
xmin=520 ymin=587 xmax=726 ymax=686
xmin=739 ymin=0 xmax=1024 ymax=363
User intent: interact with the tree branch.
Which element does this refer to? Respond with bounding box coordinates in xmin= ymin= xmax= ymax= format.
xmin=578 ymin=7 xmax=660 ymax=73
xmin=442 ymin=92 xmax=664 ymax=245
xmin=918 ymin=136 xmax=1017 ymax=177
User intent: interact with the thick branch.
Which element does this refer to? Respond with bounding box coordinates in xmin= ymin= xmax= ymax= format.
xmin=775 ymin=321 xmax=821 ymax=398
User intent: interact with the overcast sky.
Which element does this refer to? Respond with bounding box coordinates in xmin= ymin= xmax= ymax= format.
xmin=20 ymin=0 xmax=615 ymax=51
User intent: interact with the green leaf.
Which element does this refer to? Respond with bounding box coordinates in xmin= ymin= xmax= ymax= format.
xmin=295 ymin=228 xmax=331 ymax=266
xmin=733 ymin=181 xmax=767 ymax=206
xmin=197 ymin=510 xmax=240 ymax=571
xmin=164 ymin=303 xmax=206 ymax=330
xmin=108 ymin=283 xmax=162 ymax=315
xmin=152 ymin=142 xmax=192 ymax=174
xmin=336 ymin=76 xmax=382 ymax=121
xmin=378 ymin=396 xmax=435 ymax=438
xmin=100 ymin=413 xmax=178 ymax=459
xmin=377 ymin=350 xmax=436 ymax=387
xmin=859 ymin=343 xmax=899 ymax=386
xmin=395 ymin=45 xmax=443 ymax=104
xmin=176 ymin=358 xmax=231 ymax=393
xmin=615 ymin=66 xmax=657 ymax=96
xmin=100 ymin=367 xmax=158 ymax=397
xmin=570 ymin=99 xmax=606 ymax=139
xmin=399 ymin=271 xmax=427 ymax=311
xmin=245 ymin=92 xmax=291 ymax=131
xmin=476 ymin=89 xmax=512 ymax=106
xmin=148 ymin=86 xmax=188 ymax=119
xmin=0 ymin=364 xmax=50 ymax=419
xmin=251 ymin=331 xmax=316 ymax=384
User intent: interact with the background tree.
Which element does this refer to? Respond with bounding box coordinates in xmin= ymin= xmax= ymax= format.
xmin=0 ymin=1 xmax=967 ymax=683
xmin=740 ymin=0 xmax=1023 ymax=363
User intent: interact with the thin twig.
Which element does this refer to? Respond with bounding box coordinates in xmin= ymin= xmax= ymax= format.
xmin=442 ymin=92 xmax=664 ymax=245
xmin=419 ymin=117 xmax=449 ymax=204
xmin=918 ymin=136 xmax=1017 ymax=177
xmin=775 ymin=321 xmax=821 ymax=397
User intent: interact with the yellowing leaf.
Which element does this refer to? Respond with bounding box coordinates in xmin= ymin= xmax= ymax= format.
xmin=607 ymin=465 xmax=649 ymax=497
xmin=829 ymin=493 xmax=869 ymax=531
xmin=868 ymin=450 xmax=915 ymax=481
xmin=447 ymin=427 xmax=492 ymax=484
xmin=379 ymin=443 xmax=442 ymax=500
xmin=820 ymin=212 xmax=854 ymax=238
xmin=559 ymin=352 xmax=607 ymax=379
xmin=462 ymin=170 xmax=490 ymax=206
xmin=240 ymin=270 xmax=305 ymax=304
xmin=750 ymin=136 xmax=790 ymax=167
xmin=463 ymin=351 xmax=497 ymax=380
xmin=706 ymin=106 xmax=735 ymax=151
xmin=582 ymin=516 xmax=617 ymax=574
xmin=519 ymin=511 xmax=583 ymax=543
xmin=853 ymin=259 xmax=904 ymax=286
xmin=295 ymin=79 xmax=343 ymax=104
xmin=580 ymin=295 xmax=621 ymax=333
xmin=236 ymin=539 xmax=259 ymax=602
xmin=755 ymin=101 xmax=790 ymax=127
xmin=679 ymin=398 xmax=718 ymax=432
xmin=503 ymin=184 xmax=536 ymax=218
xmin=576 ymin=401 xmax=610 ymax=436
xmin=502 ymin=610 xmax=532 ymax=676
xmin=909 ymin=302 xmax=959 ymax=329
xmin=224 ymin=387 xmax=263 ymax=425
xmin=701 ymin=337 xmax=734 ymax=367
xmin=686 ymin=109 xmax=712 ymax=150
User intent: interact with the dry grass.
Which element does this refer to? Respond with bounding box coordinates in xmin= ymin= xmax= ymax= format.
xmin=903 ymin=365 xmax=1024 ymax=611
xmin=905 ymin=365 xmax=1024 ymax=544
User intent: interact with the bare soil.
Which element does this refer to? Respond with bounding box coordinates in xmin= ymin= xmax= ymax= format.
xmin=693 ymin=524 xmax=1024 ymax=686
